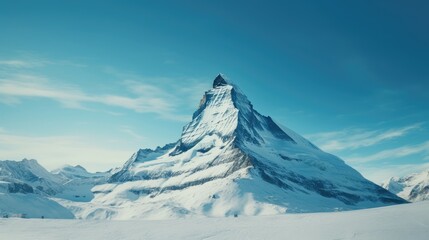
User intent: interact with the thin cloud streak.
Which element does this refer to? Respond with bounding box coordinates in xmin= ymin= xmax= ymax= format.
xmin=105 ymin=67 xmax=210 ymax=108
xmin=0 ymin=60 xmax=46 ymax=68
xmin=355 ymin=162 xmax=429 ymax=184
xmin=347 ymin=141 xmax=429 ymax=164
xmin=306 ymin=124 xmax=423 ymax=152
xmin=0 ymin=58 xmax=87 ymax=68
xmin=0 ymin=73 xmax=194 ymax=121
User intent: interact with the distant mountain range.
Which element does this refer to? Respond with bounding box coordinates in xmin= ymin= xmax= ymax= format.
xmin=0 ymin=159 xmax=108 ymax=218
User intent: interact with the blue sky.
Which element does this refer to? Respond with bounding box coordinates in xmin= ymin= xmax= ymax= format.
xmin=0 ymin=0 xmax=428 ymax=183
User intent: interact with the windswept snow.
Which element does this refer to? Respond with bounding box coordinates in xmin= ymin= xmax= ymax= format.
xmin=0 ymin=201 xmax=428 ymax=240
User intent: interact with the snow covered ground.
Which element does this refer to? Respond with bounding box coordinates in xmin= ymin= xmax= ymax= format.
xmin=0 ymin=193 xmax=74 ymax=219
xmin=1 ymin=201 xmax=428 ymax=240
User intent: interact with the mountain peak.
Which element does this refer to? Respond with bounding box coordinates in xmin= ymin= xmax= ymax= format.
xmin=213 ymin=74 xmax=228 ymax=88
xmin=102 ymin=75 xmax=406 ymax=219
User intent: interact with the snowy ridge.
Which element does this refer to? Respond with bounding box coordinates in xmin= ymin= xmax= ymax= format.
xmin=0 ymin=159 xmax=64 ymax=195
xmin=52 ymin=164 xmax=106 ymax=180
xmin=109 ymin=143 xmax=176 ymax=182
xmin=383 ymin=169 xmax=429 ymax=202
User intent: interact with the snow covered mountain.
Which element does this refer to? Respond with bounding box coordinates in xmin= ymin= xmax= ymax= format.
xmin=0 ymin=159 xmax=64 ymax=195
xmin=0 ymin=159 xmax=109 ymax=198
xmin=0 ymin=159 xmax=111 ymax=218
xmin=51 ymin=165 xmax=109 ymax=202
xmin=382 ymin=169 xmax=429 ymax=202
xmin=0 ymin=159 xmax=75 ymax=218
xmin=68 ymin=75 xmax=405 ymax=219
xmin=53 ymin=164 xmax=97 ymax=180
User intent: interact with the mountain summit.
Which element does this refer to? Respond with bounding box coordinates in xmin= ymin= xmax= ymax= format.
xmin=213 ymin=73 xmax=228 ymax=87
xmin=84 ymin=75 xmax=405 ymax=219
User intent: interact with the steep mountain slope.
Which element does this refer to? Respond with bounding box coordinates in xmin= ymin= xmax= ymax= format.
xmin=76 ymin=75 xmax=405 ymax=219
xmin=382 ymin=169 xmax=429 ymax=202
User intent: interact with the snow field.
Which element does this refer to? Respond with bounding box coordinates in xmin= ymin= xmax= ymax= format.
xmin=1 ymin=201 xmax=428 ymax=240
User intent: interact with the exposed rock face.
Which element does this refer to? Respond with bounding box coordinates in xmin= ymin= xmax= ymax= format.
xmin=7 ymin=182 xmax=34 ymax=194
xmin=212 ymin=74 xmax=228 ymax=88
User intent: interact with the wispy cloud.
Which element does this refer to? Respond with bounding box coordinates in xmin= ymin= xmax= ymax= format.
xmin=307 ymin=123 xmax=429 ymax=181
xmin=0 ymin=74 xmax=89 ymax=108
xmin=355 ymin=162 xmax=429 ymax=184
xmin=0 ymin=57 xmax=86 ymax=69
xmin=0 ymin=72 xmax=206 ymax=121
xmin=0 ymin=59 xmax=47 ymax=68
xmin=104 ymin=67 xmax=209 ymax=108
xmin=0 ymin=57 xmax=210 ymax=121
xmin=306 ymin=123 xmax=423 ymax=152
xmin=347 ymin=141 xmax=429 ymax=164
